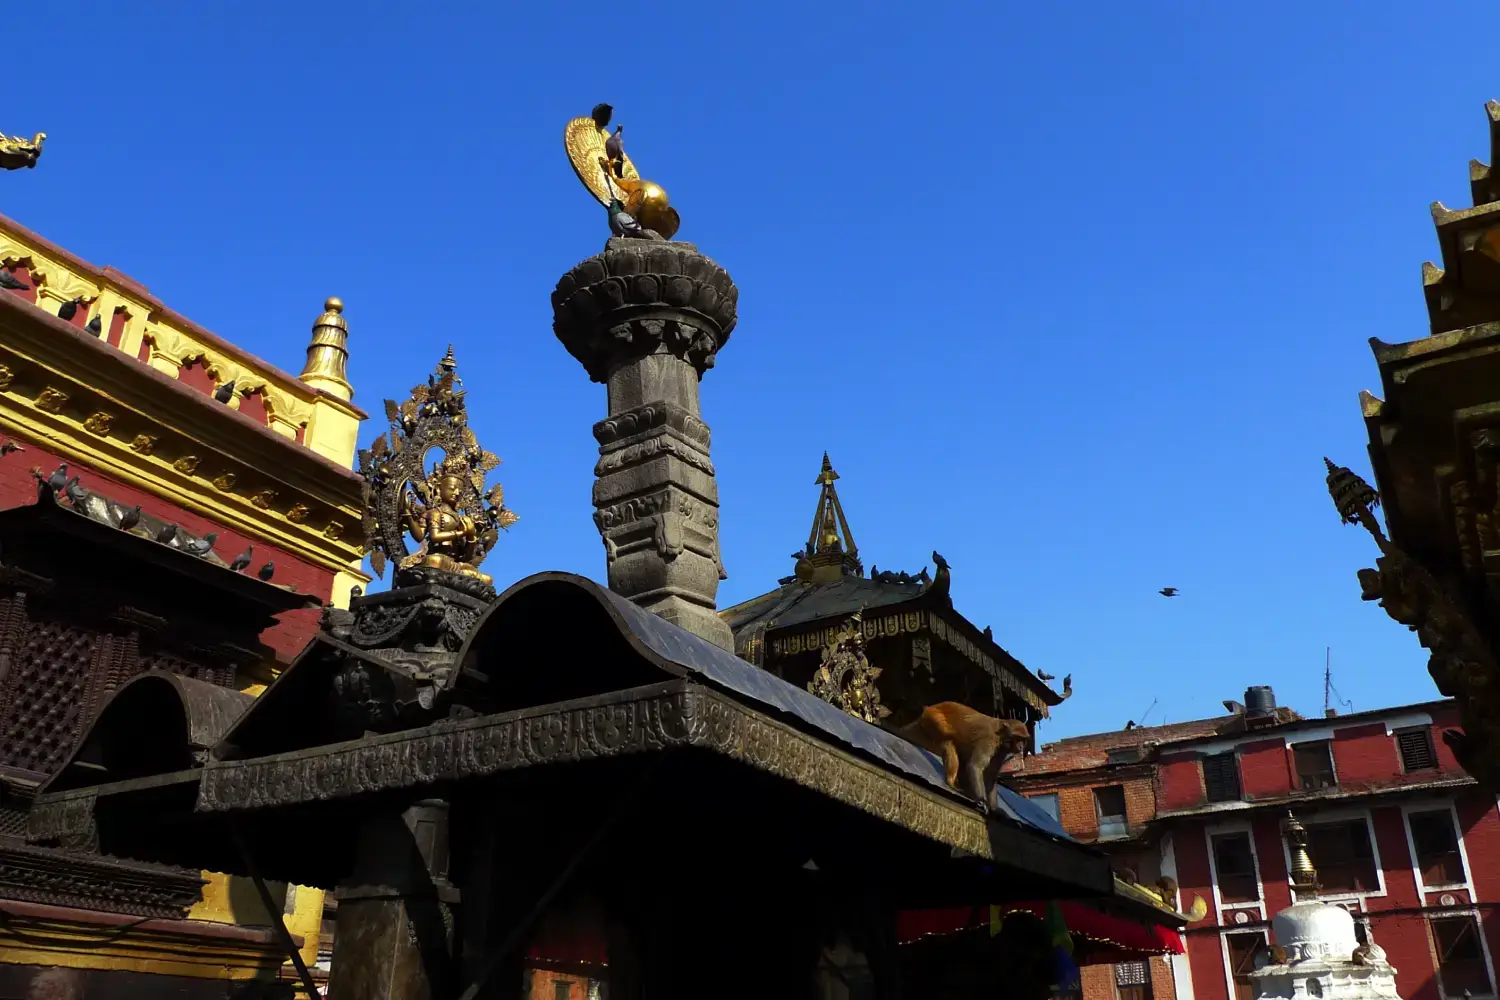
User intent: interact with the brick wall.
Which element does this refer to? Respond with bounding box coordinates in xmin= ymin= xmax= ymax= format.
xmin=0 ymin=441 xmax=331 ymax=661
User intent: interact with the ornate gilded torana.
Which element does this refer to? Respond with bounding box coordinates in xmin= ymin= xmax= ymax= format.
xmin=359 ymin=348 xmax=518 ymax=593
xmin=808 ymin=609 xmax=891 ymax=725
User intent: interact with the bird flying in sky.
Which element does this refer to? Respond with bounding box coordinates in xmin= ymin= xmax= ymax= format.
xmin=1159 ymin=587 xmax=1179 ymax=597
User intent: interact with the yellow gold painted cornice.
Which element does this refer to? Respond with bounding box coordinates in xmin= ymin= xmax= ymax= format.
xmin=0 ymin=296 xmax=368 ymax=578
xmin=0 ymin=903 xmax=296 ymax=980
xmin=0 ymin=213 xmax=367 ymax=464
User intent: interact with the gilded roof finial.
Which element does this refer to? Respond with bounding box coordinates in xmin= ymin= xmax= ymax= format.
xmin=564 ymin=103 xmax=680 ymax=241
xmin=0 ymin=131 xmax=45 ymax=170
xmin=1284 ymin=812 xmax=1320 ymax=896
xmin=802 ymin=453 xmax=862 ymax=583
xmin=440 ymin=344 xmax=457 ymax=372
xmin=300 ymin=297 xmax=352 ymax=401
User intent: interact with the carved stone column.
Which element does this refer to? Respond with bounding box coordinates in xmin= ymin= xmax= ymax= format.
xmin=328 ymin=799 xmax=456 ymax=1000
xmin=552 ymin=238 xmax=739 ymax=650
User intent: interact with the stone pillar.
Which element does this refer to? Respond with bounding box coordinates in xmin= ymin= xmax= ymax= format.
xmin=328 ymin=799 xmax=457 ymax=1000
xmin=552 ymin=238 xmax=739 ymax=650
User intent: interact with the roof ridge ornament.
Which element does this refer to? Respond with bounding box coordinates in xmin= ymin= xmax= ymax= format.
xmin=800 ymin=453 xmax=862 ymax=583
xmin=0 ymin=130 xmax=44 ymax=170
xmin=359 ymin=350 xmax=518 ymax=594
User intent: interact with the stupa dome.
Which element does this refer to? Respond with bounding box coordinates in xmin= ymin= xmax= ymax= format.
xmin=1273 ymin=899 xmax=1360 ymax=962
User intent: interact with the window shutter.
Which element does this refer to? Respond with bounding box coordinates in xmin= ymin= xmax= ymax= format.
xmin=1396 ymin=728 xmax=1437 ymax=772
xmin=1203 ymin=753 xmax=1242 ymax=802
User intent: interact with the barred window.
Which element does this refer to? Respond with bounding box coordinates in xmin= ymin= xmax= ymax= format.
xmin=1116 ymin=960 xmax=1150 ymax=1000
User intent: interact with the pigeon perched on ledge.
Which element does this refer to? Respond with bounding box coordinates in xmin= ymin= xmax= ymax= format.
xmin=0 ymin=271 xmax=29 ymax=290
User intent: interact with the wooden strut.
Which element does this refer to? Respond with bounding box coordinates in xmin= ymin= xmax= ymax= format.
xmin=228 ymin=819 xmax=323 ymax=999
xmin=457 ymin=767 xmax=658 ymax=1000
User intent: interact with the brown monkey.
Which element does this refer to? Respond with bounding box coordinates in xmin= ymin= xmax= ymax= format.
xmin=1155 ymin=875 xmax=1179 ymax=908
xmin=892 ymin=702 xmax=1030 ymax=810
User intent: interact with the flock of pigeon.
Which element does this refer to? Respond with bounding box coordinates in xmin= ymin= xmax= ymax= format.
xmin=23 ymin=454 xmax=277 ymax=582
xmin=0 ymin=276 xmax=242 ymax=408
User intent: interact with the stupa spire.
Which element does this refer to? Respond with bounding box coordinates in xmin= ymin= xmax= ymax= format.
xmin=1284 ymin=812 xmax=1320 ymax=896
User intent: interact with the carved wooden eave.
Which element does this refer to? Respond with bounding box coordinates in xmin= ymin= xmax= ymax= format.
xmin=28 ymin=573 xmax=1137 ymax=914
xmin=0 ymin=293 xmax=365 ymax=577
xmin=1361 ymin=325 xmax=1500 ymax=595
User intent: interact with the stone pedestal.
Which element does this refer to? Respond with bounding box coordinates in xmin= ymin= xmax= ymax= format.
xmin=327 ymin=799 xmax=457 ymax=1000
xmin=552 ymin=239 xmax=739 ymax=650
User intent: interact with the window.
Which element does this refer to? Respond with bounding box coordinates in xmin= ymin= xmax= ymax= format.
xmin=1095 ymin=786 xmax=1128 ymax=840
xmin=1226 ymin=932 xmax=1268 ymax=1000
xmin=1431 ymin=915 xmax=1493 ymax=997
xmin=1294 ymin=741 xmax=1337 ymax=790
xmin=1397 ymin=727 xmax=1438 ymax=773
xmin=1029 ymin=793 xmax=1061 ymax=823
xmin=1203 ymin=752 xmax=1243 ymax=802
xmin=1115 ymin=960 xmax=1150 ymax=1000
xmin=555 ymin=981 xmax=572 ymax=1000
xmin=1108 ymin=747 xmax=1143 ymax=765
xmin=1409 ymin=809 xmax=1467 ymax=887
xmin=1211 ymin=832 xmax=1259 ymax=903
xmin=1305 ymin=820 xmax=1379 ymax=894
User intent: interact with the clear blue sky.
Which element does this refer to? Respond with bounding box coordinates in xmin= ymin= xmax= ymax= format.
xmin=8 ymin=3 xmax=1489 ymax=740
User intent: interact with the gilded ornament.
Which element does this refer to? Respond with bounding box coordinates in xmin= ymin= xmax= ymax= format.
xmin=564 ymin=104 xmax=680 ymax=240
xmin=808 ymin=609 xmax=891 ymax=725
xmin=323 ymin=521 xmax=344 ymax=540
xmin=0 ymin=132 xmax=45 ymax=170
xmin=82 ymin=412 xmax=113 ymax=437
xmin=34 ymin=387 xmax=68 ymax=414
xmin=359 ymin=348 xmax=519 ymax=590
xmin=0 ymin=365 xmax=13 ymax=391
xmin=212 ymin=472 xmax=237 ymax=492
xmin=287 ymin=504 xmax=311 ymax=524
xmin=130 ymin=434 xmax=157 ymax=456
xmin=250 ymin=489 xmax=277 ymax=509
xmin=173 ymin=456 xmax=200 ymax=476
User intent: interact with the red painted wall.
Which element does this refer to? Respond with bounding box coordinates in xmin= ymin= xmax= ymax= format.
xmin=0 ymin=441 xmax=330 ymax=662
xmin=1159 ymin=754 xmax=1203 ymax=813
xmin=1238 ymin=739 xmax=1288 ymax=800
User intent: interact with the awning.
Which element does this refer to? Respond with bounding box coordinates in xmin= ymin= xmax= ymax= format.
xmin=897 ymin=901 xmax=1184 ymax=963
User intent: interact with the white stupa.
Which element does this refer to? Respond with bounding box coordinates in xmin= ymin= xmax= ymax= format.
xmin=1250 ymin=814 xmax=1400 ymax=1000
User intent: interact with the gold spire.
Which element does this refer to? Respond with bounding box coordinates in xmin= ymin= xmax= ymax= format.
xmin=300 ymin=297 xmax=352 ymax=401
xmin=1284 ymin=812 xmax=1320 ymax=896
xmin=801 ymin=453 xmax=862 ymax=583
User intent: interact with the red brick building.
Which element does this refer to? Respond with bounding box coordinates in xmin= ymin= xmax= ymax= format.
xmin=1007 ymin=691 xmax=1499 ymax=1000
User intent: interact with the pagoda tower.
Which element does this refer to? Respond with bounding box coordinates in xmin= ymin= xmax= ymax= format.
xmin=1328 ymin=99 xmax=1500 ymax=789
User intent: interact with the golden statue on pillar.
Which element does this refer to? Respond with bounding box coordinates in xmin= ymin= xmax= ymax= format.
xmin=358 ymin=348 xmax=518 ymax=593
xmin=0 ymin=131 xmax=45 ymax=170
xmin=563 ymin=103 xmax=680 ymax=240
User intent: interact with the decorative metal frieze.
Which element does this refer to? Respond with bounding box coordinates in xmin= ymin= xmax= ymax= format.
xmin=808 ymin=610 xmax=890 ymax=724
xmin=0 ymin=841 xmax=203 ymax=919
xmin=25 ymin=789 xmax=97 ymax=851
xmin=359 ymin=348 xmax=518 ymax=592
xmin=191 ymin=681 xmax=994 ymax=860
xmin=770 ymin=610 xmax=1050 ymax=713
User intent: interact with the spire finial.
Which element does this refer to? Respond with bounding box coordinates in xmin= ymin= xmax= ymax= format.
xmin=300 ymin=296 xmax=352 ymax=401
xmin=440 ymin=344 xmax=457 ymax=372
xmin=801 ymin=453 xmax=862 ymax=582
xmin=1284 ymin=812 xmax=1320 ymax=895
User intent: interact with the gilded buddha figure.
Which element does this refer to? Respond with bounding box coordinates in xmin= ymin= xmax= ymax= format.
xmin=404 ymin=458 xmax=492 ymax=585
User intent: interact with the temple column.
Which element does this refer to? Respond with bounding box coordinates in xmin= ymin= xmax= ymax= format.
xmin=327 ymin=799 xmax=457 ymax=1000
xmin=552 ymin=238 xmax=740 ymax=650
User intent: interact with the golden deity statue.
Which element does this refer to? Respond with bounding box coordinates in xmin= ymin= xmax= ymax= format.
xmin=0 ymin=131 xmax=44 ymax=170
xmin=564 ymin=103 xmax=680 ymax=240
xmin=402 ymin=457 xmax=495 ymax=585
xmin=359 ymin=348 xmax=519 ymax=593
